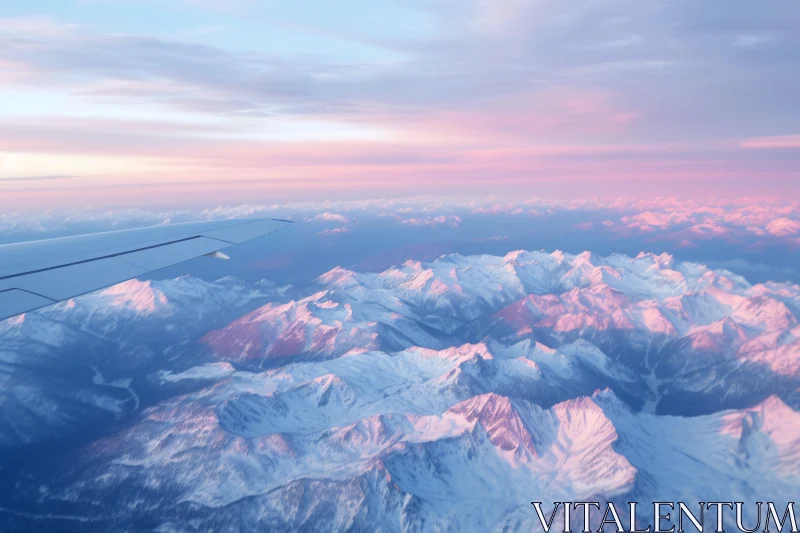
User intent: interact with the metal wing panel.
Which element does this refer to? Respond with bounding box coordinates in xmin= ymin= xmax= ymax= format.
xmin=119 ymin=237 xmax=232 ymax=271
xmin=0 ymin=258 xmax=149 ymax=301
xmin=0 ymin=289 xmax=57 ymax=320
xmin=0 ymin=218 xmax=294 ymax=320
xmin=200 ymin=219 xmax=288 ymax=244
xmin=0 ymin=218 xmax=256 ymax=279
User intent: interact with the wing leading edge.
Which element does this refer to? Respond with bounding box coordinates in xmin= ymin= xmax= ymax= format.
xmin=0 ymin=218 xmax=293 ymax=320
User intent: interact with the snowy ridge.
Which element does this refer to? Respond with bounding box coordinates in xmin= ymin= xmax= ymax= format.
xmin=2 ymin=250 xmax=799 ymax=532
xmin=0 ymin=275 xmax=282 ymax=449
xmin=203 ymin=250 xmax=799 ymax=402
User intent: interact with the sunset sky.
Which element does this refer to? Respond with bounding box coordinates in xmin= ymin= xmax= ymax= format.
xmin=1 ymin=0 xmax=799 ymax=208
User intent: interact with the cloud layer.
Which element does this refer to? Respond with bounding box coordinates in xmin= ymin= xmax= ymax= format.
xmin=1 ymin=1 xmax=799 ymax=206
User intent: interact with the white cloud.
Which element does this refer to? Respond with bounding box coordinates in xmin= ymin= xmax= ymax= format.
xmin=317 ymin=227 xmax=350 ymax=236
xmin=2 ymin=196 xmax=799 ymax=250
xmin=765 ymin=217 xmax=800 ymax=237
xmin=312 ymin=212 xmax=350 ymax=224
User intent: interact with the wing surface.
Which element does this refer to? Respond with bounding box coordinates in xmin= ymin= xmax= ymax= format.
xmin=0 ymin=218 xmax=292 ymax=320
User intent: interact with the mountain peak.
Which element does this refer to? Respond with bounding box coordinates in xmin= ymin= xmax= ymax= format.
xmin=414 ymin=342 xmax=493 ymax=361
xmin=448 ymin=393 xmax=536 ymax=458
xmin=316 ymin=267 xmax=357 ymax=286
xmin=503 ymin=249 xmax=527 ymax=264
xmin=99 ymin=278 xmax=169 ymax=314
xmin=721 ymin=395 xmax=800 ymax=455
xmin=299 ymin=374 xmax=356 ymax=408
xmin=634 ymin=251 xmax=674 ymax=269
xmin=687 ymin=316 xmax=747 ymax=351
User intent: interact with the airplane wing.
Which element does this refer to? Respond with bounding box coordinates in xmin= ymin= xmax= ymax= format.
xmin=0 ymin=218 xmax=294 ymax=321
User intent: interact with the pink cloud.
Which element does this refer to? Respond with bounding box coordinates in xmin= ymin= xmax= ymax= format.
xmin=765 ymin=217 xmax=800 ymax=237
xmin=598 ymin=198 xmax=800 ymax=245
xmin=0 ymin=59 xmax=43 ymax=85
xmin=620 ymin=210 xmax=693 ymax=231
xmin=343 ymin=88 xmax=642 ymax=144
xmin=741 ymin=135 xmax=800 ymax=149
xmin=688 ymin=217 xmax=730 ymax=236
xmin=401 ymin=215 xmax=462 ymax=227
xmin=471 ymin=203 xmax=526 ymax=215
xmin=317 ymin=227 xmax=350 ymax=236
xmin=313 ymin=212 xmax=349 ymax=223
xmin=2 ymin=113 xmax=799 ymax=209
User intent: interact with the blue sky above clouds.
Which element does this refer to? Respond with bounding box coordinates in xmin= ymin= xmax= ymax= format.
xmin=1 ymin=1 xmax=799 ymax=208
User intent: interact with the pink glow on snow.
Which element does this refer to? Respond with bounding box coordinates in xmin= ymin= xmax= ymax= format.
xmin=101 ymin=279 xmax=168 ymax=314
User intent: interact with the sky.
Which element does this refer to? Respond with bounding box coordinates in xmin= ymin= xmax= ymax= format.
xmin=1 ymin=0 xmax=800 ymax=209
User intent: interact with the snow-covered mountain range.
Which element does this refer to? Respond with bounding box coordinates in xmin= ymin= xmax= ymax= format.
xmin=0 ymin=276 xmax=283 ymax=449
xmin=1 ymin=250 xmax=798 ymax=532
